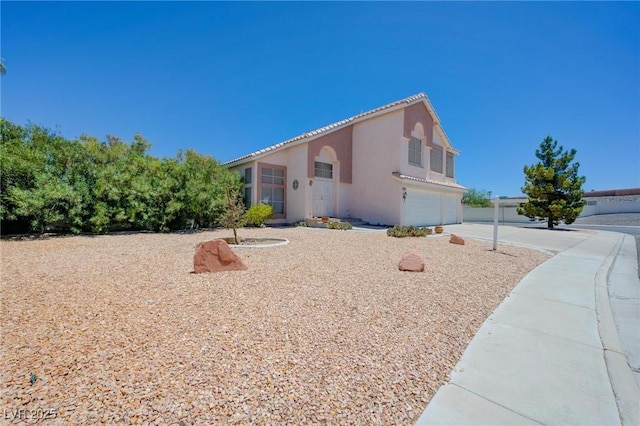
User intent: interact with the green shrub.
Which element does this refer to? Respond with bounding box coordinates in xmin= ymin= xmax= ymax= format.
xmin=294 ymin=220 xmax=307 ymax=227
xmin=387 ymin=225 xmax=408 ymax=237
xmin=246 ymin=203 xmax=273 ymax=227
xmin=462 ymin=188 xmax=493 ymax=207
xmin=328 ymin=221 xmax=352 ymax=230
xmin=387 ymin=225 xmax=431 ymax=237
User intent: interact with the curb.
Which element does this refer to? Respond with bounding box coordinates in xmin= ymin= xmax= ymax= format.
xmin=594 ymin=233 xmax=640 ymax=426
xmin=229 ymin=238 xmax=290 ymax=248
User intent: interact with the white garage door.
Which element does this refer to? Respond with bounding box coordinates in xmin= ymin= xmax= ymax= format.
xmin=443 ymin=194 xmax=459 ymax=224
xmin=405 ymin=189 xmax=440 ymax=226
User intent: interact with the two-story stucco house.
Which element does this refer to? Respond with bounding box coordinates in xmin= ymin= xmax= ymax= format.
xmin=224 ymin=93 xmax=467 ymax=226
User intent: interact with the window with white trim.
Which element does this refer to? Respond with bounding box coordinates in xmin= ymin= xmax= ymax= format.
xmin=314 ymin=161 xmax=333 ymax=179
xmin=431 ymin=146 xmax=443 ymax=174
xmin=243 ymin=167 xmax=252 ymax=208
xmin=260 ymin=187 xmax=284 ymax=215
xmin=261 ymin=167 xmax=284 ymax=185
xmin=408 ymin=137 xmax=422 ymax=167
xmin=260 ymin=165 xmax=286 ymax=216
xmin=446 ymin=152 xmax=455 ymax=178
xmin=243 ymin=187 xmax=252 ymax=209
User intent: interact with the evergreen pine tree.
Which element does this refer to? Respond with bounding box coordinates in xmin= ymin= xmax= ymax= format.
xmin=517 ymin=136 xmax=586 ymax=229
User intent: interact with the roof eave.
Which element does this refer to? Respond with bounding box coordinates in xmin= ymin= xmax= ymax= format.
xmin=224 ymin=94 xmax=430 ymax=168
xmin=391 ymin=172 xmax=468 ymax=193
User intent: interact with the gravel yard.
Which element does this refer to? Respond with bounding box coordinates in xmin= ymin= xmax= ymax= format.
xmin=1 ymin=227 xmax=550 ymax=425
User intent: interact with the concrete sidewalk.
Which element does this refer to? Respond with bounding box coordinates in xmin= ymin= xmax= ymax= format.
xmin=415 ymin=224 xmax=640 ymax=426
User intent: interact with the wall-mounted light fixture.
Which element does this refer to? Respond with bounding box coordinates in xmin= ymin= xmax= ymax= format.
xmin=309 ymin=180 xmax=313 ymax=186
xmin=402 ymin=187 xmax=407 ymax=202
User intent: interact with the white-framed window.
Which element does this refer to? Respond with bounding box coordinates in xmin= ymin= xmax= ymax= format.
xmin=261 ymin=187 xmax=284 ymax=215
xmin=243 ymin=167 xmax=252 ymax=208
xmin=446 ymin=152 xmax=455 ymax=178
xmin=431 ymin=146 xmax=443 ymax=174
xmin=243 ymin=187 xmax=252 ymax=209
xmin=259 ymin=164 xmax=286 ymax=217
xmin=314 ymin=161 xmax=333 ymax=179
xmin=408 ymin=137 xmax=422 ymax=167
xmin=261 ymin=167 xmax=285 ymax=185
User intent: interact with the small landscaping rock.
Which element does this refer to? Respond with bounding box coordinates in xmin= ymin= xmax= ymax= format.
xmin=398 ymin=249 xmax=425 ymax=272
xmin=450 ymin=234 xmax=465 ymax=245
xmin=193 ymin=240 xmax=248 ymax=273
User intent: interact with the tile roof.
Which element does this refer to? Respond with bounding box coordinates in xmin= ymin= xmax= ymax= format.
xmin=224 ymin=92 xmax=451 ymax=166
xmin=391 ymin=172 xmax=468 ymax=190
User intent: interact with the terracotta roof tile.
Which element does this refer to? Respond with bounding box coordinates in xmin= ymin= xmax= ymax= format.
xmin=391 ymin=172 xmax=467 ymax=190
xmin=224 ymin=93 xmax=434 ymax=166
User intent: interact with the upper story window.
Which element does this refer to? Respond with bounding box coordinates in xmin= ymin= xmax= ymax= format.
xmin=314 ymin=161 xmax=333 ymax=179
xmin=408 ymin=137 xmax=422 ymax=167
xmin=431 ymin=146 xmax=443 ymax=174
xmin=446 ymin=152 xmax=455 ymax=178
xmin=244 ymin=167 xmax=252 ymax=184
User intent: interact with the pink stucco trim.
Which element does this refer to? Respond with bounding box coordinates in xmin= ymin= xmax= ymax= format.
xmin=403 ymin=102 xmax=434 ymax=147
xmin=307 ymin=125 xmax=353 ymax=184
xmin=257 ymin=162 xmax=287 ymax=219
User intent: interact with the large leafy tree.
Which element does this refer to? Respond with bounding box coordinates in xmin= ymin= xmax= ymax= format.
xmin=462 ymin=188 xmax=493 ymax=207
xmin=1 ymin=119 xmax=241 ymax=234
xmin=174 ymin=149 xmax=242 ymax=228
xmin=1 ymin=121 xmax=82 ymax=233
xmin=517 ymin=136 xmax=586 ymax=229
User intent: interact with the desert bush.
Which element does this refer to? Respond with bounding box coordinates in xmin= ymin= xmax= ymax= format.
xmin=328 ymin=221 xmax=352 ymax=230
xmin=246 ymin=203 xmax=274 ymax=227
xmin=294 ymin=220 xmax=307 ymax=227
xmin=387 ymin=225 xmax=431 ymax=237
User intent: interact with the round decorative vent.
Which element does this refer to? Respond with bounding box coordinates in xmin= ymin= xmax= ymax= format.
xmin=292 ymin=179 xmax=299 ymax=190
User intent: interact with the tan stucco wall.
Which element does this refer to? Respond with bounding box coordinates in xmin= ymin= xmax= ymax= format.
xmin=350 ymin=110 xmax=404 ymax=225
xmin=284 ymin=144 xmax=310 ymax=221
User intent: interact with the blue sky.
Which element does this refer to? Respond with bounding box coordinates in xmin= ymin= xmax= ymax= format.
xmin=2 ymin=1 xmax=638 ymax=196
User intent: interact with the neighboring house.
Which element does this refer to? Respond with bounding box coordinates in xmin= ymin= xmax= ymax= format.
xmin=224 ymin=93 xmax=467 ymax=226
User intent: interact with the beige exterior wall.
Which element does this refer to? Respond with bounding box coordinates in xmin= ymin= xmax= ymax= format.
xmin=350 ymin=110 xmax=404 ymax=225
xmin=282 ymin=144 xmax=309 ymax=222
xmin=231 ymin=143 xmax=309 ymax=224
xmin=228 ymin=98 xmax=464 ymax=226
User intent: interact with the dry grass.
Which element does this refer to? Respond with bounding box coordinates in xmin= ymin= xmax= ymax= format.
xmin=0 ymin=227 xmax=550 ymax=425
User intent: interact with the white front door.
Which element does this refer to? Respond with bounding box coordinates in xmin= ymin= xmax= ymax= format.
xmin=313 ymin=179 xmax=333 ymax=217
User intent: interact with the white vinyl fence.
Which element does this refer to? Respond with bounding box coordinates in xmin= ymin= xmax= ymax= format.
xmin=463 ymin=195 xmax=640 ymax=223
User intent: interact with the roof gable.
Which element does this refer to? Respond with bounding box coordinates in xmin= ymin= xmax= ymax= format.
xmin=224 ymin=93 xmax=457 ymax=167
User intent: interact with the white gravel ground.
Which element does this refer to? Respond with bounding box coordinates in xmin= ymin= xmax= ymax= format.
xmin=1 ymin=227 xmax=550 ymax=425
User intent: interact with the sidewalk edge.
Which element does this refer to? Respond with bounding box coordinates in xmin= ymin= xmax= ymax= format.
xmin=594 ymin=233 xmax=640 ymax=426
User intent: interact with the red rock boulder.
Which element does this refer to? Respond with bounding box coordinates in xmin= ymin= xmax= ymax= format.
xmin=449 ymin=234 xmax=465 ymax=245
xmin=398 ymin=249 xmax=425 ymax=272
xmin=193 ymin=240 xmax=248 ymax=274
